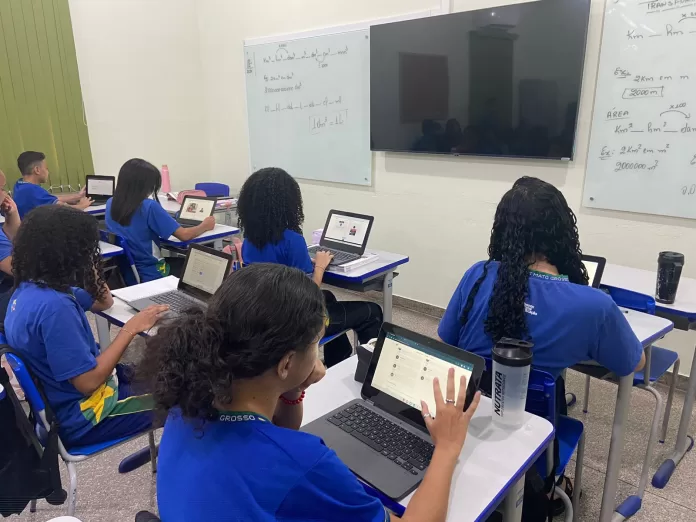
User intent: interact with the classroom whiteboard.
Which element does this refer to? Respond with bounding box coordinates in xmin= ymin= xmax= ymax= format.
xmin=583 ymin=0 xmax=696 ymax=219
xmin=244 ymin=29 xmax=371 ymax=186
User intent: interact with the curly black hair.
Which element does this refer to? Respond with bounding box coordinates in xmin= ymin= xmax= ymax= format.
xmin=461 ymin=176 xmax=588 ymax=342
xmin=12 ymin=205 xmax=107 ymax=302
xmin=237 ymin=167 xmax=304 ymax=249
xmin=139 ymin=263 xmax=326 ymax=421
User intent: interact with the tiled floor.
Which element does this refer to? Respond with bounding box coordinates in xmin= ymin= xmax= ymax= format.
xmin=7 ymin=289 xmax=696 ymax=521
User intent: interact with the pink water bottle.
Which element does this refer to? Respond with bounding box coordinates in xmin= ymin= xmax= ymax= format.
xmin=161 ymin=164 xmax=171 ymax=192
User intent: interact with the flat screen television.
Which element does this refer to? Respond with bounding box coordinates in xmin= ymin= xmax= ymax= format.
xmin=370 ymin=0 xmax=591 ymax=160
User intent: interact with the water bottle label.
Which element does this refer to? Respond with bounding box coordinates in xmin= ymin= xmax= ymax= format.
xmin=493 ymin=370 xmax=505 ymax=417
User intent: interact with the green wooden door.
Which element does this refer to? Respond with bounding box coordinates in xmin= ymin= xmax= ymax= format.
xmin=0 ymin=0 xmax=93 ymax=192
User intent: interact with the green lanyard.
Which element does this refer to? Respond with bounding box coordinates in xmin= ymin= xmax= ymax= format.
xmin=216 ymin=411 xmax=271 ymax=423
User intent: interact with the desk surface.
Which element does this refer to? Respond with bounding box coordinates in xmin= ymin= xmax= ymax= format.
xmin=323 ymin=250 xmax=409 ymax=283
xmin=603 ymin=264 xmax=696 ymax=318
xmin=99 ymin=241 xmax=123 ymax=258
xmin=621 ymin=307 xmax=674 ymax=346
xmin=162 ymin=224 xmax=239 ymax=246
xmin=302 ymin=357 xmax=554 ymax=521
xmin=86 ymin=203 xmax=106 ymax=215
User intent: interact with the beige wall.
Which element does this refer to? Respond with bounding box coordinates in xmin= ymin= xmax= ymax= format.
xmin=71 ymin=0 xmax=696 ymax=373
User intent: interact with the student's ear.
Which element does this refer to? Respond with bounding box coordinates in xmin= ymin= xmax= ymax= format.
xmin=276 ymin=351 xmax=296 ymax=381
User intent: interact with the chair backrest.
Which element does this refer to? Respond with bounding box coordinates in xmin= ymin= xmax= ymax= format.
xmin=100 ymin=230 xmax=140 ymax=285
xmin=4 ymin=353 xmax=47 ymax=419
xmin=602 ymin=285 xmax=656 ymax=315
xmin=195 ymin=182 xmax=230 ymax=198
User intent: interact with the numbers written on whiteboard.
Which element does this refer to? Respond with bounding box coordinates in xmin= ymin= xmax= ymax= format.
xmin=682 ymin=185 xmax=696 ymax=196
xmin=614 ymin=160 xmax=659 ymax=172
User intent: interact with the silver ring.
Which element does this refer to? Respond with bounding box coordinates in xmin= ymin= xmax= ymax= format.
xmin=423 ymin=413 xmax=432 ymax=419
xmin=445 ymin=399 xmax=455 ymax=404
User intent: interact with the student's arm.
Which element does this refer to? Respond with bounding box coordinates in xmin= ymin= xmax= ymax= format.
xmin=591 ymin=301 xmax=646 ymax=376
xmin=273 ymin=359 xmax=326 ymax=430
xmin=56 ymin=193 xmax=82 ymax=204
xmin=0 ymin=256 xmax=11 ymax=278
xmin=70 ymin=305 xmax=168 ymax=395
xmin=312 ymin=251 xmax=333 ymax=286
xmin=1 ymin=194 xmax=21 ymax=240
xmin=172 ymin=217 xmax=216 ymax=241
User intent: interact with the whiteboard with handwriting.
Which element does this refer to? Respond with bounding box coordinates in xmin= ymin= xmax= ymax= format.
xmin=244 ymin=30 xmax=371 ymax=186
xmin=584 ymin=0 xmax=696 ymax=218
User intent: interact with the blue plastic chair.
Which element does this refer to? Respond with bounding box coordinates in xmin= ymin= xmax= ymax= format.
xmin=100 ymin=230 xmax=141 ymax=285
xmin=583 ymin=286 xmax=679 ymax=517
xmin=484 ymin=358 xmax=585 ymax=521
xmin=195 ymin=182 xmax=230 ymax=197
xmin=4 ymin=351 xmax=157 ymax=517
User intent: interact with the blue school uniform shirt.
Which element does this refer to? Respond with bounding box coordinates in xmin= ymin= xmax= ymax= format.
xmin=242 ymin=229 xmax=314 ymax=274
xmin=4 ymin=282 xmax=122 ymax=444
xmin=105 ymin=198 xmax=180 ymax=283
xmin=158 ymin=411 xmax=389 ymax=522
xmin=438 ymin=261 xmax=643 ymax=379
xmin=0 ymin=228 xmax=13 ymax=289
xmin=13 ymin=179 xmax=58 ymax=219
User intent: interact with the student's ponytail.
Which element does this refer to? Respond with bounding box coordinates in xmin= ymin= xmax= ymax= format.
xmin=139 ymin=263 xmax=326 ymax=423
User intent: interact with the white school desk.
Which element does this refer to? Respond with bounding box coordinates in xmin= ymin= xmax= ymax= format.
xmin=160 ymin=224 xmax=239 ymax=250
xmin=322 ymin=250 xmax=410 ymax=323
xmin=303 ymin=356 xmax=554 ymax=522
xmin=602 ymin=264 xmax=696 ymax=490
xmin=99 ymin=241 xmax=123 ymax=259
xmin=85 ymin=204 xmax=106 ymax=217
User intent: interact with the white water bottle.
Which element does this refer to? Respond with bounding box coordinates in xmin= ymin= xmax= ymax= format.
xmin=491 ymin=338 xmax=533 ymax=430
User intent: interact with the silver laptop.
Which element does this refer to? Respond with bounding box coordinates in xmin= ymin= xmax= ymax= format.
xmin=85 ymin=175 xmax=115 ymax=206
xmin=302 ymin=323 xmax=484 ymax=500
xmin=308 ymin=210 xmax=374 ymax=266
xmin=128 ymin=245 xmax=232 ymax=314
xmin=177 ymin=196 xmax=217 ymax=228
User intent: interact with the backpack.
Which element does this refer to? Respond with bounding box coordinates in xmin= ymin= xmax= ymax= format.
xmin=0 ymin=347 xmax=64 ymax=517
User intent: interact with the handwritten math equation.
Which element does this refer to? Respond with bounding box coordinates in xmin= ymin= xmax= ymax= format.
xmin=262 ymin=43 xmax=349 ymax=69
xmin=264 ymin=95 xmax=343 ymax=114
xmin=309 ymin=110 xmax=348 ymax=135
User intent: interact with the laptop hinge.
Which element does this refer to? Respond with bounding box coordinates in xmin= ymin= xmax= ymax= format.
xmin=365 ymin=399 xmax=374 ymax=406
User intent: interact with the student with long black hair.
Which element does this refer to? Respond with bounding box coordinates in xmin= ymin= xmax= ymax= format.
xmin=5 ymin=206 xmax=168 ymax=446
xmin=237 ymin=167 xmax=383 ymax=367
xmin=438 ymin=176 xmax=644 ymax=512
xmin=144 ymin=263 xmax=480 ymax=522
xmin=106 ymin=159 xmax=215 ymax=282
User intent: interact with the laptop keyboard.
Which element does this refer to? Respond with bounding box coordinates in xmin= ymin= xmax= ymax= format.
xmin=328 ymin=403 xmax=434 ymax=474
xmin=149 ymin=291 xmax=197 ymax=313
xmin=308 ymin=246 xmax=360 ymax=266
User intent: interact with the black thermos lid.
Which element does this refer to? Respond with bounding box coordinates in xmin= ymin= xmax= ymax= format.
xmin=658 ymin=252 xmax=684 ymax=264
xmin=492 ymin=338 xmax=533 ymax=368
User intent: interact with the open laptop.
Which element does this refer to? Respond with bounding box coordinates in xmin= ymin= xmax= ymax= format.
xmin=85 ymin=175 xmax=115 ymax=206
xmin=177 ymin=195 xmax=217 ymax=228
xmin=308 ymin=210 xmax=374 ymax=266
xmin=581 ymin=255 xmax=606 ymax=288
xmin=128 ymin=244 xmax=232 ymax=313
xmin=302 ymin=323 xmax=484 ymax=500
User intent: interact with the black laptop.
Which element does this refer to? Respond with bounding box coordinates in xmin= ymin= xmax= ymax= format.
xmin=308 ymin=210 xmax=374 ymax=266
xmin=85 ymin=175 xmax=115 ymax=206
xmin=302 ymin=323 xmax=484 ymax=500
xmin=177 ymin=195 xmax=217 ymax=228
xmin=581 ymin=254 xmax=606 ymax=288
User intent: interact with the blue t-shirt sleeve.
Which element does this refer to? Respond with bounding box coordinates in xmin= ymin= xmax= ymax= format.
xmin=277 ymin=451 xmax=389 ymax=522
xmin=32 ymin=185 xmax=58 ymax=206
xmin=285 ymin=232 xmax=314 ymax=274
xmin=71 ymin=287 xmax=95 ymax=311
xmin=0 ymin=230 xmax=12 ymax=263
xmin=590 ymin=302 xmax=643 ymax=377
xmin=40 ymin=306 xmax=97 ymax=382
xmin=145 ymin=201 xmax=180 ymax=240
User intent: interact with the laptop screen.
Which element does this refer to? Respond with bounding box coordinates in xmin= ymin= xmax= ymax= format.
xmin=180 ymin=198 xmax=215 ymax=222
xmin=181 ymin=247 xmax=228 ymax=295
xmin=87 ymin=177 xmax=114 ymax=196
xmin=583 ymin=259 xmax=599 ymax=286
xmin=371 ymin=332 xmax=474 ymax=413
xmin=323 ymin=213 xmax=371 ymax=248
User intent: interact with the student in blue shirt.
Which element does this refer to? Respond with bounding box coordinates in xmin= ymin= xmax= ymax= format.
xmin=5 ymin=206 xmax=169 ymax=446
xmin=106 ymin=159 xmax=215 ymax=283
xmin=237 ymin=167 xmax=382 ymax=367
xmin=438 ymin=177 xmax=644 ymax=512
xmin=141 ymin=263 xmax=480 ymax=522
xmin=13 ymin=151 xmax=92 ymax=219
xmin=0 ymin=173 xmax=22 ymax=293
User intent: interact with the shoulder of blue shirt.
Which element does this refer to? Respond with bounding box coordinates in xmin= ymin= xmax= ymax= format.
xmin=12 ymin=282 xmax=94 ymax=313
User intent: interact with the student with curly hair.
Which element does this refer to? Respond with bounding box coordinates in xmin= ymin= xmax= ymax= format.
xmin=106 ymin=159 xmax=216 ymax=283
xmin=237 ymin=168 xmax=382 ymax=367
xmin=145 ymin=263 xmax=480 ymax=522
xmin=4 ymin=206 xmax=168 ymax=446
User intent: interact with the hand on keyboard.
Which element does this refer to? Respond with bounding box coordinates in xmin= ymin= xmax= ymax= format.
xmin=125 ymin=305 xmax=170 ymax=334
xmin=313 ymin=250 xmax=334 ymax=270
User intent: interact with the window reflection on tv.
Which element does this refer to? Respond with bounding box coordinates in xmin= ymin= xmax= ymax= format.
xmin=370 ymin=0 xmax=591 ymax=160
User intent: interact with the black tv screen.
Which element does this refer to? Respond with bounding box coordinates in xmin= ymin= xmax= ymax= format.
xmin=370 ymin=0 xmax=591 ymax=160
